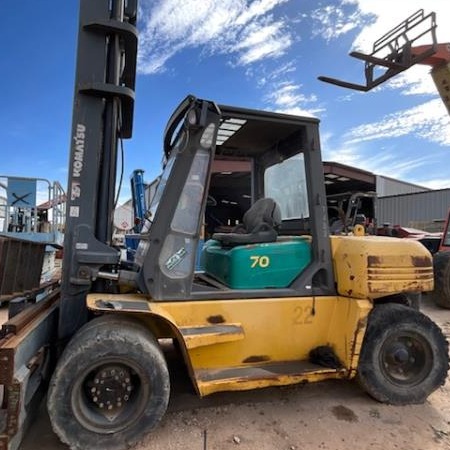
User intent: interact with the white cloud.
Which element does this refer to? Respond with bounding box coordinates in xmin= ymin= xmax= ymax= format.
xmin=364 ymin=153 xmax=432 ymax=179
xmin=253 ymin=61 xmax=296 ymax=87
xmin=322 ymin=145 xmax=360 ymax=166
xmin=137 ymin=1 xmax=327 ymax=118
xmin=310 ymin=5 xmax=366 ymax=43
xmin=416 ymin=178 xmax=450 ymax=190
xmin=385 ymin=66 xmax=437 ymax=96
xmin=138 ymin=0 xmax=290 ymax=74
xmin=265 ymin=81 xmax=323 ymax=117
xmin=321 ymin=139 xmax=440 ymax=181
xmin=345 ymin=98 xmax=450 ymax=146
xmin=268 ymin=82 xmax=316 ymax=106
xmin=348 ymin=1 xmax=450 ymax=53
xmin=235 ymin=20 xmax=291 ymax=65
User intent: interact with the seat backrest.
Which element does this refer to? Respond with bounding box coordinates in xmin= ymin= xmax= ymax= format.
xmin=243 ymin=198 xmax=282 ymax=233
xmin=212 ymin=198 xmax=282 ymax=246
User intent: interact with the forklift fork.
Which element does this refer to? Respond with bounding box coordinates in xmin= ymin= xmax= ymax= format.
xmin=318 ymin=10 xmax=437 ymax=91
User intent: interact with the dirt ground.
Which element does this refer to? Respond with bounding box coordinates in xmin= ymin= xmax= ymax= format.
xmin=6 ymin=294 xmax=450 ymax=450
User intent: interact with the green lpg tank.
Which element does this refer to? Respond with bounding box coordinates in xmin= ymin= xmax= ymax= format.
xmin=202 ymin=236 xmax=311 ymax=289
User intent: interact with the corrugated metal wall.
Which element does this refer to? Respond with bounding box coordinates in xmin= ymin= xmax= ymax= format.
xmin=377 ymin=189 xmax=450 ymax=229
xmin=376 ymin=175 xmax=430 ymax=197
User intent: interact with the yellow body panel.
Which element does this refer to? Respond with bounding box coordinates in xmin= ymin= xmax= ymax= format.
xmin=87 ymin=293 xmax=372 ymax=396
xmin=330 ymin=235 xmax=433 ymax=299
xmin=431 ymin=61 xmax=450 ymax=115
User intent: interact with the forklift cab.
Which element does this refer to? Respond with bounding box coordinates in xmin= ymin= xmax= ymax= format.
xmin=134 ymin=96 xmax=335 ymax=300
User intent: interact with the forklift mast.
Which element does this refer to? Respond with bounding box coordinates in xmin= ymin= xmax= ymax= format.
xmin=59 ymin=0 xmax=138 ymax=340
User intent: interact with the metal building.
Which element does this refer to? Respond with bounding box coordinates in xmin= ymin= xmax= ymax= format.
xmin=376 ymin=175 xmax=430 ymax=197
xmin=377 ymin=188 xmax=450 ymax=231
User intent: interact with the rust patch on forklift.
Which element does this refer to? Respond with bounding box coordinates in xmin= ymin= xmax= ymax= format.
xmin=349 ymin=316 xmax=368 ymax=367
xmin=411 ymin=256 xmax=431 ymax=267
xmin=356 ymin=316 xmax=368 ymax=332
xmin=0 ymin=349 xmax=14 ymax=385
xmin=367 ymin=255 xmax=382 ymax=266
xmin=5 ymin=382 xmax=21 ymax=437
xmin=243 ymin=355 xmax=271 ymax=363
xmin=207 ymin=315 xmax=225 ymax=324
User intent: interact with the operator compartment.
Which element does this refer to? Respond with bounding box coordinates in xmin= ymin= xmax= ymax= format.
xmin=133 ymin=97 xmax=335 ymax=300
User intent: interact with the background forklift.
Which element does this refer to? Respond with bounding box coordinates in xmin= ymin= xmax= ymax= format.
xmin=0 ymin=2 xmax=448 ymax=450
xmin=319 ymin=9 xmax=450 ymax=310
xmin=432 ymin=208 xmax=450 ymax=308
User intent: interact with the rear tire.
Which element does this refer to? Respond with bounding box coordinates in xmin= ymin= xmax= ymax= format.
xmin=357 ymin=303 xmax=448 ymax=405
xmin=47 ymin=315 xmax=170 ymax=450
xmin=431 ymin=251 xmax=450 ymax=309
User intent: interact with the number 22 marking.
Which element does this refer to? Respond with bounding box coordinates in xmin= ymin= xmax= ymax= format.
xmin=293 ymin=306 xmax=313 ymax=325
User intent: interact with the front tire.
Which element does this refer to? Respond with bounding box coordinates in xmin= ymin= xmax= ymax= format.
xmin=47 ymin=315 xmax=170 ymax=450
xmin=357 ymin=303 xmax=448 ymax=405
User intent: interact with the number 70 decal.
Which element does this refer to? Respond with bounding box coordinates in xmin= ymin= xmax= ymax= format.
xmin=250 ymin=255 xmax=270 ymax=268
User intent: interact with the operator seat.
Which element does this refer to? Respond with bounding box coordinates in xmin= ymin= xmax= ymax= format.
xmin=212 ymin=198 xmax=282 ymax=246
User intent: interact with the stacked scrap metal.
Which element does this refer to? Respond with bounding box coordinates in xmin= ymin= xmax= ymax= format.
xmin=0 ymin=236 xmax=46 ymax=302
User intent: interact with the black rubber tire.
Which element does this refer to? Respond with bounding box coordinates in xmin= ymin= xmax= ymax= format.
xmin=375 ymin=293 xmax=421 ymax=310
xmin=47 ymin=315 xmax=170 ymax=450
xmin=357 ymin=303 xmax=449 ymax=405
xmin=431 ymin=251 xmax=450 ymax=309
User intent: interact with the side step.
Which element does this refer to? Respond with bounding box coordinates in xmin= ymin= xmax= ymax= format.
xmin=179 ymin=324 xmax=244 ymax=349
xmin=195 ymin=360 xmax=347 ymax=396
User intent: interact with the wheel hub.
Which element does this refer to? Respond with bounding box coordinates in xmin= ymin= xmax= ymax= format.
xmin=381 ymin=333 xmax=431 ymax=385
xmin=391 ymin=344 xmax=410 ymax=364
xmin=89 ymin=365 xmax=133 ymax=411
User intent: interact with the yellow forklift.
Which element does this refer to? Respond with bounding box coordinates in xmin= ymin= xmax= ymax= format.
xmin=0 ymin=2 xmax=444 ymax=450
xmin=34 ymin=3 xmax=449 ymax=449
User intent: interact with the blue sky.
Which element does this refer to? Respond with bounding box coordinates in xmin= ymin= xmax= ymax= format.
xmin=2 ymin=0 xmax=450 ymax=204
